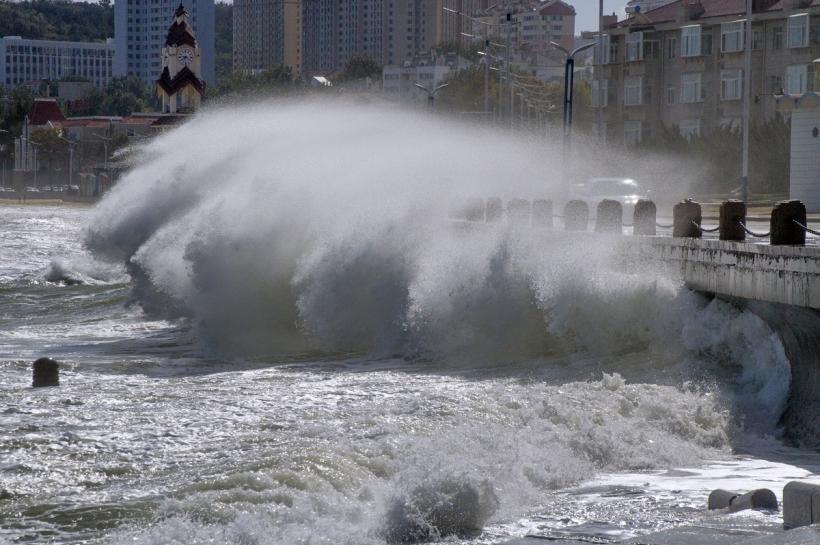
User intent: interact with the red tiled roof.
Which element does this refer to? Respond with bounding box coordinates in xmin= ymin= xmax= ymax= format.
xmin=539 ymin=0 xmax=576 ymax=16
xmin=620 ymin=0 xmax=820 ymax=27
xmin=121 ymin=116 xmax=161 ymax=125
xmin=29 ymin=99 xmax=65 ymax=126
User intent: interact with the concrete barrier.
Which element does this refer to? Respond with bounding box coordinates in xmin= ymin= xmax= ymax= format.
xmin=464 ymin=198 xmax=485 ymax=222
xmin=708 ymin=489 xmax=778 ymax=512
xmin=595 ymin=199 xmax=623 ymax=234
xmin=486 ymin=197 xmax=503 ymax=223
xmin=564 ymin=200 xmax=589 ymax=231
xmin=719 ymin=199 xmax=746 ymax=242
xmin=32 ymin=357 xmax=59 ymax=387
xmin=532 ymin=199 xmax=553 ymax=229
xmin=771 ymin=200 xmax=807 ymax=246
xmin=633 ymin=199 xmax=656 ymax=236
xmin=783 ymin=481 xmax=820 ymax=528
xmin=507 ymin=199 xmax=531 ymax=225
xmin=673 ymin=199 xmax=702 ymax=238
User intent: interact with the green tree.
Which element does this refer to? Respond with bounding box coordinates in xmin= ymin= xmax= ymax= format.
xmin=30 ymin=126 xmax=67 ymax=172
xmin=0 ymin=0 xmax=113 ymax=42
xmin=88 ymin=76 xmax=153 ymax=116
xmin=337 ymin=54 xmax=382 ymax=82
xmin=209 ymin=66 xmax=299 ymax=100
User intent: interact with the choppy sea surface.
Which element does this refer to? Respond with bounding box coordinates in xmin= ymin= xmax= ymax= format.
xmin=1 ymin=204 xmax=818 ymax=545
xmin=1 ymin=104 xmax=820 ymax=545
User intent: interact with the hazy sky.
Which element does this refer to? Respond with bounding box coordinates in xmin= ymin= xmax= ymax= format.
xmin=574 ymin=1 xmax=629 ymax=32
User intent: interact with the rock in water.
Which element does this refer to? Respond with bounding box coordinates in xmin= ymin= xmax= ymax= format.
xmin=32 ymin=358 xmax=59 ymax=387
xmin=383 ymin=478 xmax=499 ymax=543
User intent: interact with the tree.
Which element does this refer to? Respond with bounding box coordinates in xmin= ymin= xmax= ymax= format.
xmin=87 ymin=76 xmax=153 ymax=116
xmin=30 ymin=126 xmax=67 ymax=173
xmin=337 ymin=54 xmax=382 ymax=82
xmin=209 ymin=66 xmax=299 ymax=100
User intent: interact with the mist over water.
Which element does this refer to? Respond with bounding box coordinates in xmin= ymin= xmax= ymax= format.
xmin=0 ymin=101 xmax=804 ymax=545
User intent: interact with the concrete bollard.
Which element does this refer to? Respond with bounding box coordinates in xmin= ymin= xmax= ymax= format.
xmin=563 ymin=200 xmax=589 ymax=231
xmin=485 ymin=197 xmax=503 ymax=223
xmin=464 ymin=198 xmax=485 ymax=222
xmin=708 ymin=489 xmax=778 ymax=512
xmin=633 ymin=199 xmax=657 ymax=236
xmin=783 ymin=481 xmax=820 ymax=528
xmin=719 ymin=199 xmax=746 ymax=242
xmin=673 ymin=199 xmax=702 ymax=238
xmin=507 ymin=198 xmax=531 ymax=225
xmin=531 ymin=199 xmax=553 ymax=229
xmin=770 ymin=200 xmax=807 ymax=246
xmin=32 ymin=357 xmax=59 ymax=387
xmin=595 ymin=199 xmax=623 ymax=234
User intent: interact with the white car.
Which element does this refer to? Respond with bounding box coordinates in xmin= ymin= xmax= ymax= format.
xmin=573 ymin=177 xmax=649 ymax=217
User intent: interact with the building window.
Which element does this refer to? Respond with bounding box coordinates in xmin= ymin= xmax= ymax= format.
xmin=626 ymin=31 xmax=643 ymax=62
xmin=681 ymin=72 xmax=703 ymax=103
xmin=667 ymin=86 xmax=676 ymax=105
xmin=721 ymin=21 xmax=743 ymax=53
xmin=721 ymin=69 xmax=742 ymax=100
xmin=772 ymin=25 xmax=784 ymax=50
xmin=752 ymin=28 xmax=762 ymax=50
xmin=592 ymin=78 xmax=608 ymax=108
xmin=595 ymin=35 xmax=610 ymax=65
xmin=624 ymin=76 xmax=642 ymax=106
xmin=788 ymin=13 xmax=809 ymax=48
xmin=785 ymin=64 xmax=808 ymax=94
xmin=624 ymin=120 xmax=642 ymax=146
xmin=681 ymin=25 xmax=701 ymax=57
xmin=667 ymin=36 xmax=677 ymax=59
xmin=679 ymin=119 xmax=701 ymax=140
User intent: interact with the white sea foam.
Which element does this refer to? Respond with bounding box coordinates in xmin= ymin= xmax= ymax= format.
xmin=85 ymin=101 xmax=792 ymax=432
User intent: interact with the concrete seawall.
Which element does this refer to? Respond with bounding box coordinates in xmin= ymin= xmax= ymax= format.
xmin=620 ymin=237 xmax=820 ymax=310
xmin=617 ymin=236 xmax=820 ymax=446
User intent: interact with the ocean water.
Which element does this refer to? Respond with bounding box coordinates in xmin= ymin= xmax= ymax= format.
xmin=1 ymin=102 xmax=819 ymax=545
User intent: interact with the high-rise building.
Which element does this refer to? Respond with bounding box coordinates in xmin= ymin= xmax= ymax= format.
xmin=233 ymin=0 xmax=303 ymax=74
xmin=114 ymin=0 xmax=215 ymax=86
xmin=301 ymin=0 xmax=386 ymax=76
xmin=0 ymin=36 xmax=115 ymax=89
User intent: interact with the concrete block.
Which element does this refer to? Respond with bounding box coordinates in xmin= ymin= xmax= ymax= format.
xmin=708 ymin=488 xmax=778 ymax=513
xmin=741 ymin=525 xmax=820 ymax=544
xmin=621 ymin=525 xmax=762 ymax=545
xmin=783 ymin=481 xmax=820 ymax=528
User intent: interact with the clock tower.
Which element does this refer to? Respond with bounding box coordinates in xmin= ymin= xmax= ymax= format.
xmin=157 ymin=4 xmax=205 ymax=113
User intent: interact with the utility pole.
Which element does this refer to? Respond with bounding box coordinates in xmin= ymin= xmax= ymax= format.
xmin=483 ymin=40 xmax=490 ymax=116
xmin=741 ymin=0 xmax=752 ymax=202
xmin=596 ymin=0 xmax=604 ymax=146
xmin=506 ymin=12 xmax=513 ymax=127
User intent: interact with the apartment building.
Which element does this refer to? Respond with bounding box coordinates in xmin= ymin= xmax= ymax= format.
xmin=0 ymin=36 xmax=115 ymax=89
xmin=298 ymin=0 xmax=443 ymax=75
xmin=382 ymin=54 xmax=459 ymax=99
xmin=596 ymin=0 xmax=820 ymax=146
xmin=233 ymin=0 xmax=302 ymax=74
xmin=114 ymin=0 xmax=215 ymax=86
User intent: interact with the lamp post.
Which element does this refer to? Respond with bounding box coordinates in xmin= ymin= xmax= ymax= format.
xmin=93 ymin=133 xmax=112 ymax=170
xmin=0 ymin=128 xmax=7 ymax=189
xmin=741 ymin=0 xmax=752 ymax=203
xmin=58 ymin=136 xmax=77 ymax=192
xmin=413 ymin=81 xmax=449 ymax=109
xmin=550 ymin=40 xmax=597 ymax=140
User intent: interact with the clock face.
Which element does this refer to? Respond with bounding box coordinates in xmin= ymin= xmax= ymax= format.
xmin=177 ymin=48 xmax=194 ymax=66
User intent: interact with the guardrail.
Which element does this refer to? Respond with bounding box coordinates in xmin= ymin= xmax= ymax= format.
xmin=451 ymin=198 xmax=818 ymax=246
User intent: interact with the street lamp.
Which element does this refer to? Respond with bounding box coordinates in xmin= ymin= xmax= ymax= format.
xmin=58 ymin=135 xmax=78 ymax=192
xmin=93 ymin=133 xmax=112 ymax=170
xmin=413 ymin=81 xmax=449 ymax=109
xmin=550 ymin=40 xmax=597 ymax=139
xmin=0 ymin=128 xmax=7 ymax=189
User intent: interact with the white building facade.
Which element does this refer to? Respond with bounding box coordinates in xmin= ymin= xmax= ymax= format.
xmin=0 ymin=36 xmax=115 ymax=89
xmin=114 ymin=0 xmax=215 ymax=86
